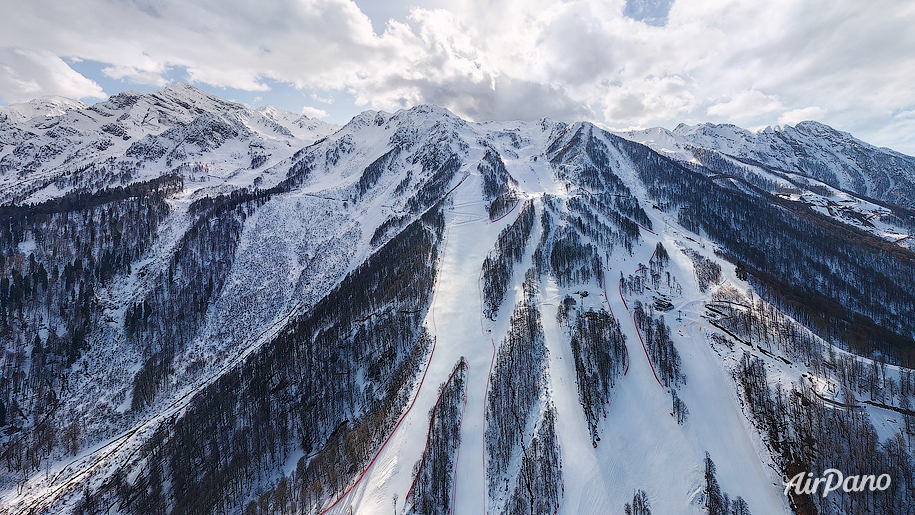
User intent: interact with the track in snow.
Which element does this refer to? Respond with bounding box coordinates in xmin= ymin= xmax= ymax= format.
xmin=631 ymin=310 xmax=664 ymax=388
xmin=488 ymin=197 xmax=521 ymax=223
xmin=617 ymin=247 xmax=666 ymax=389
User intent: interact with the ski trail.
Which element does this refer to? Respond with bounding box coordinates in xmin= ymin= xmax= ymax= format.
xmin=346 ymin=173 xmax=505 ymax=515
xmin=541 ymin=277 xmax=605 ymax=514
xmin=404 ymin=359 xmax=468 ymax=503
xmin=600 ymin=269 xmax=629 ymax=375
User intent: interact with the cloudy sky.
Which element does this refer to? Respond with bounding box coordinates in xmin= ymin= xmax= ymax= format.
xmin=2 ymin=0 xmax=914 ymax=153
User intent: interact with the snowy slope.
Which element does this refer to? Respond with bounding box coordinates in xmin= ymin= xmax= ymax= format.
xmin=622 ymin=121 xmax=915 ymax=211
xmin=0 ymin=96 xmax=87 ymax=123
xmin=266 ymin=120 xmax=792 ymax=515
xmin=0 ymin=83 xmax=338 ymax=204
xmin=1 ymin=90 xmax=914 ymax=515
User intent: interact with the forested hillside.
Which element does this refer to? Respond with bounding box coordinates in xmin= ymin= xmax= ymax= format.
xmin=0 ymin=86 xmax=912 ymax=515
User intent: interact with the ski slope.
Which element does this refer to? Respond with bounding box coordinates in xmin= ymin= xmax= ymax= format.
xmin=316 ymin=122 xmax=792 ymax=514
xmin=6 ymin=95 xmax=908 ymax=513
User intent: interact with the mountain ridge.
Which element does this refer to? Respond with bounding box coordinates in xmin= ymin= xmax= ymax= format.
xmin=0 ymin=85 xmax=913 ymax=515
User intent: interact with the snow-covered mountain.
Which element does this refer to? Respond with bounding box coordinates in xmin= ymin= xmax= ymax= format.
xmin=0 ymin=96 xmax=87 ymax=123
xmin=623 ymin=121 xmax=915 ymax=211
xmin=0 ymin=87 xmax=913 ymax=515
xmin=0 ymin=83 xmax=337 ymax=204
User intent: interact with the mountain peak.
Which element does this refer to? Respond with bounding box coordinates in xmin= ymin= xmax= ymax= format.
xmin=792 ymin=119 xmax=851 ymax=140
xmin=403 ymin=104 xmax=457 ymax=117
xmin=391 ymin=104 xmax=466 ymax=126
xmin=164 ymin=81 xmax=204 ymax=95
xmin=153 ymin=82 xmax=239 ymax=111
xmin=256 ymin=104 xmax=281 ymax=116
xmin=0 ymin=95 xmax=88 ymax=122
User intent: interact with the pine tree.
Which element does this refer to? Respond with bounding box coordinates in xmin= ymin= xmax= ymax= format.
xmin=705 ymin=452 xmax=725 ymax=515
xmin=730 ymin=496 xmax=751 ymax=515
xmin=624 ymin=489 xmax=651 ymax=515
xmin=734 ymin=262 xmax=748 ymax=281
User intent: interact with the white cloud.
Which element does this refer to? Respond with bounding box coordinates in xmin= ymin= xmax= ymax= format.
xmin=0 ymin=0 xmax=913 ymax=152
xmin=778 ymin=106 xmax=827 ymax=125
xmin=707 ymin=90 xmax=784 ymax=120
xmin=0 ymin=48 xmax=106 ymax=102
xmin=102 ymin=62 xmax=169 ymax=87
xmin=311 ymin=91 xmax=335 ymax=104
xmin=301 ymin=105 xmax=329 ymax=118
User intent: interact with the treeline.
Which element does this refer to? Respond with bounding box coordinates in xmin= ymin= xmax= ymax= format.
xmin=506 ymin=405 xmax=563 ymax=515
xmin=548 ymin=124 xmax=647 ymax=225
xmin=707 ymin=284 xmax=915 ymax=421
xmin=736 ymin=353 xmax=915 ymax=514
xmin=685 ymin=249 xmax=722 ymax=292
xmin=127 ymin=179 xmax=294 ymax=410
xmin=127 ymin=189 xmax=267 ymax=408
xmin=832 ymin=352 xmax=915 ymax=409
xmin=0 ymin=173 xmax=181 ymax=219
xmin=567 ymin=196 xmax=640 ymax=255
xmin=633 ymin=301 xmax=688 ymax=424
xmin=548 ymin=225 xmax=602 ymax=287
xmin=707 ymin=287 xmax=823 ymax=366
xmin=405 ymin=153 xmax=462 ymax=214
xmin=51 ymin=160 xmax=150 ymax=198
xmin=404 ymin=137 xmax=463 ymax=215
xmin=633 ymin=301 xmax=683 ymax=388
xmin=482 ymin=200 xmax=535 ymax=319
xmin=534 ymin=193 xmax=639 ymax=291
xmin=173 ymin=162 xmax=212 ymax=183
xmin=394 ymin=170 xmax=413 ymax=196
xmin=128 ymin=127 xmax=468 ymax=413
xmin=612 ymin=134 xmax=915 ymax=365
xmin=356 ymin=148 xmax=400 ymax=198
xmin=486 ymin=269 xmax=547 ymax=493
xmin=560 ymin=306 xmax=626 ymax=442
xmin=703 ymin=452 xmax=752 ymax=515
xmin=478 ymin=148 xmax=518 ymax=221
xmin=688 ymin=147 xmax=778 ymax=193
xmin=370 ymin=214 xmax=410 ymax=247
xmin=4 ymin=156 xmax=144 ymax=203
xmin=710 ymin=286 xmax=915 ymax=435
xmin=407 ymin=358 xmax=468 ymax=515
xmin=84 ymin=208 xmax=446 ymax=515
xmin=546 ymin=122 xmax=651 ymax=249
xmin=186 ymin=184 xmax=274 ymax=219
xmin=0 ymin=176 xmax=177 ymax=474
xmin=281 ymin=143 xmax=319 ymax=190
